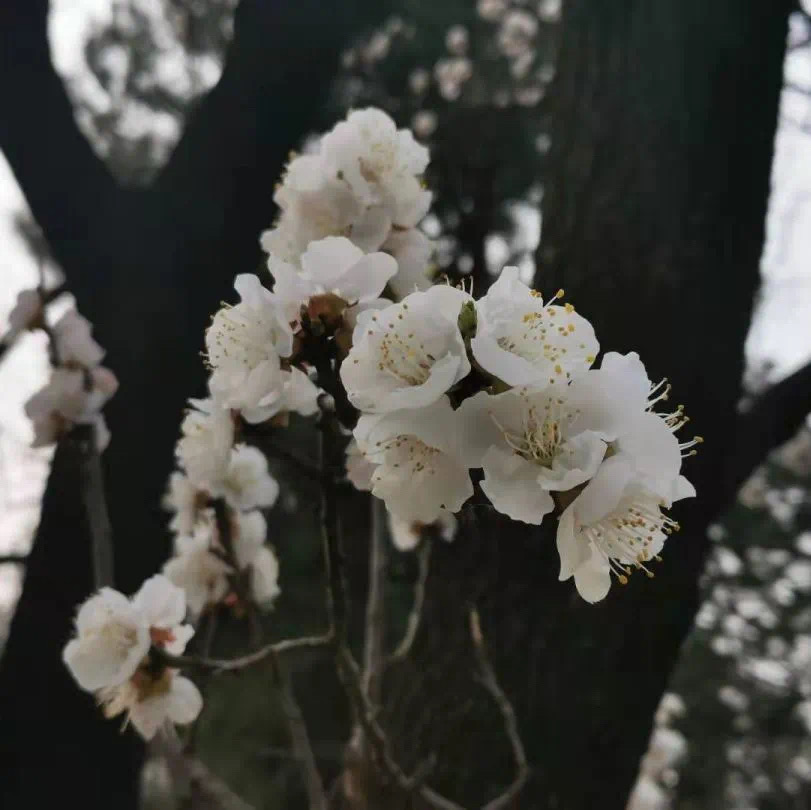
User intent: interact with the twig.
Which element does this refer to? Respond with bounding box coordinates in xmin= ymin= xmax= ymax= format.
xmin=269 ymin=651 xmax=328 ymax=810
xmin=156 ymin=726 xmax=256 ymax=810
xmin=155 ymin=633 xmax=332 ymax=673
xmin=362 ymin=496 xmax=387 ymax=701
xmin=389 ymin=540 xmax=432 ymax=664
xmin=469 ymin=609 xmax=530 ymax=810
xmin=74 ymin=424 xmax=115 ymax=588
xmin=0 ymin=282 xmax=66 ymax=364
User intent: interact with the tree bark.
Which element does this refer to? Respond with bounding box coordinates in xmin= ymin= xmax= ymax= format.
xmin=383 ymin=2 xmax=793 ymax=809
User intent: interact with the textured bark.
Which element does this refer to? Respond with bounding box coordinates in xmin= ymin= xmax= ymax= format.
xmin=383 ymin=2 xmax=793 ymax=809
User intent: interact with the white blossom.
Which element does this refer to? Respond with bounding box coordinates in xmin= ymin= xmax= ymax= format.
xmin=355 ymin=397 xmax=473 ymax=523
xmin=215 ymin=444 xmax=280 ymax=512
xmin=99 ymin=669 xmax=202 ymax=740
xmin=471 ymin=267 xmax=598 ymax=387
xmin=53 ymin=309 xmax=105 ymax=367
xmin=320 ymin=108 xmax=431 ymax=229
xmin=163 ymin=471 xmax=205 ymax=536
xmin=25 ymin=366 xmax=118 ymax=450
xmin=298 ymin=236 xmax=397 ymax=304
xmin=162 ymin=529 xmax=231 ymax=617
xmin=345 ymin=438 xmax=376 ymax=491
xmin=555 ymin=457 xmax=693 ymax=603
xmin=176 ymin=397 xmax=234 ymax=489
xmin=63 ymin=575 xmax=193 ymax=692
xmin=458 ymin=386 xmax=607 ymax=524
xmin=206 ymin=274 xmax=319 ymax=422
xmin=341 ymin=285 xmax=471 ymax=413
xmin=383 ymin=228 xmax=435 ymax=299
xmin=232 ymin=510 xmax=281 ymax=606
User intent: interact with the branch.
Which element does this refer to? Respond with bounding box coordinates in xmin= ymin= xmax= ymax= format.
xmin=0 ymin=554 xmax=28 ymax=565
xmin=70 ymin=425 xmax=115 ymax=588
xmin=155 ymin=726 xmax=255 ymax=810
xmin=728 ymin=359 xmax=811 ymax=498
xmin=269 ymin=652 xmax=328 ymax=810
xmin=362 ymin=497 xmax=387 ymax=702
xmin=389 ymin=541 xmax=432 ymax=664
xmin=0 ymin=2 xmax=119 ymax=284
xmin=469 ymin=609 xmax=529 ymax=810
xmin=155 ymin=633 xmax=332 ymax=674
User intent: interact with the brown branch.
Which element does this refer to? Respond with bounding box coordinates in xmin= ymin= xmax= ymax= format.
xmin=362 ymin=497 xmax=388 ymax=701
xmin=71 ymin=425 xmax=115 ymax=588
xmin=269 ymin=651 xmax=328 ymax=810
xmin=389 ymin=541 xmax=432 ymax=664
xmin=155 ymin=726 xmax=256 ymax=810
xmin=155 ymin=633 xmax=332 ymax=674
xmin=469 ymin=609 xmax=530 ymax=810
xmin=727 ymin=359 xmax=811 ymax=500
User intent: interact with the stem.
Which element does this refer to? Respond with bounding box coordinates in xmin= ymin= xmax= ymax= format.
xmin=75 ymin=425 xmax=115 ymax=588
xmin=389 ymin=540 xmax=432 ymax=664
xmin=362 ymin=496 xmax=387 ymax=702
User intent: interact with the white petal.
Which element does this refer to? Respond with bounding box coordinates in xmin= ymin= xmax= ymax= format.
xmin=573 ymin=455 xmax=633 ymax=525
xmin=556 ymin=507 xmax=587 ymax=581
xmin=337 ymin=253 xmax=398 ymax=303
xmin=481 ymin=447 xmax=554 ymax=524
xmin=573 ymin=555 xmax=612 ymax=603
xmin=167 ymin=676 xmax=204 ymax=726
xmin=349 ymin=206 xmax=392 ymax=252
xmin=133 ymin=575 xmax=187 ymax=629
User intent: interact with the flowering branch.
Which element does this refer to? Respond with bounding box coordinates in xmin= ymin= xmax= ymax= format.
xmin=469 ymin=608 xmax=530 ymax=810
xmin=362 ymin=496 xmax=388 ymax=701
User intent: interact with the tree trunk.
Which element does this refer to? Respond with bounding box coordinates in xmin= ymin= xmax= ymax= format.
xmin=382 ymin=2 xmax=793 ymax=809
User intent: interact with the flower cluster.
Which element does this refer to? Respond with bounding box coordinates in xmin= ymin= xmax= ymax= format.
xmin=63 ymin=575 xmax=201 ymax=739
xmin=17 ymin=301 xmax=119 ymax=451
xmin=61 ymin=106 xmax=700 ymax=743
xmin=162 ymin=399 xmax=282 ymax=618
xmin=343 ymin=267 xmax=699 ymax=602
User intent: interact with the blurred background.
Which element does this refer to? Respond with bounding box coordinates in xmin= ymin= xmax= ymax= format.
xmin=1 ymin=1 xmax=811 ymax=809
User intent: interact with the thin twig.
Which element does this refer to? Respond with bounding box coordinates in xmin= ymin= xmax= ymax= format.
xmin=155 ymin=633 xmax=332 ymax=673
xmin=156 ymin=726 xmax=256 ymax=810
xmin=74 ymin=425 xmax=115 ymax=588
xmin=389 ymin=540 xmax=432 ymax=664
xmin=269 ymin=650 xmax=328 ymax=810
xmin=362 ymin=496 xmax=387 ymax=701
xmin=469 ymin=608 xmax=530 ymax=810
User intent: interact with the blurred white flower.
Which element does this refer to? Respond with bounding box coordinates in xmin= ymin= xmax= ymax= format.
xmin=216 ymin=444 xmax=280 ymax=512
xmin=5 ymin=288 xmax=42 ymax=341
xmin=53 ymin=309 xmax=105 ymax=367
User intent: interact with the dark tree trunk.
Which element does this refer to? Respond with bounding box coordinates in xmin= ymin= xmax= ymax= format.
xmin=0 ymin=2 xmax=389 ymax=807
xmin=383 ymin=2 xmax=794 ymax=809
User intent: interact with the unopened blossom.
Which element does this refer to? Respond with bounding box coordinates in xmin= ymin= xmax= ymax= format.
xmin=458 ymin=386 xmax=607 ymax=524
xmin=63 ymin=575 xmax=193 ymax=692
xmin=383 ymin=228 xmax=435 ymax=299
xmin=25 ymin=365 xmax=118 ymax=450
xmin=53 ymin=309 xmax=105 ymax=367
xmin=163 ymin=529 xmax=231 ymax=617
xmin=298 ymin=236 xmax=397 ymax=305
xmin=99 ymin=668 xmax=202 ymax=740
xmin=5 ymin=288 xmax=42 ymax=340
xmin=176 ymin=397 xmax=234 ymax=489
xmin=388 ymin=509 xmax=457 ymax=552
xmin=320 ymin=108 xmax=432 ymax=230
xmin=341 ymin=285 xmax=471 ymax=413
xmin=471 ymin=266 xmax=598 ymax=388
xmin=556 ymin=456 xmax=694 ymax=602
xmin=215 ymin=444 xmax=279 ymax=512
xmin=356 ymin=397 xmax=473 ymax=523
xmin=232 ymin=510 xmax=281 ymax=606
